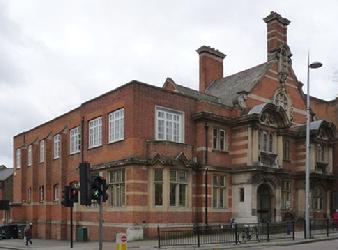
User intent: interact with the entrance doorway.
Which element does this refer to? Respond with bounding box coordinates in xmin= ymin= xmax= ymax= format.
xmin=257 ymin=184 xmax=273 ymax=222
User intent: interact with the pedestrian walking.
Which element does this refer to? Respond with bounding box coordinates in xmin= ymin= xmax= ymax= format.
xmin=24 ymin=223 xmax=33 ymax=246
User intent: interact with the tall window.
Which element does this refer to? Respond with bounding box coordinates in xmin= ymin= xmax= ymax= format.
xmin=281 ymin=181 xmax=291 ymax=209
xmin=239 ymin=188 xmax=245 ymax=202
xmin=39 ymin=186 xmax=45 ymax=202
xmin=70 ymin=126 xmax=81 ymax=154
xmin=316 ymin=144 xmax=325 ymax=162
xmin=109 ymin=108 xmax=124 ymax=143
xmin=53 ymin=134 xmax=61 ymax=159
xmin=16 ymin=149 xmax=21 ymax=169
xmin=259 ymin=131 xmax=274 ymax=153
xmin=212 ymin=175 xmax=226 ymax=208
xmin=89 ymin=117 xmax=102 ymax=148
xmin=39 ymin=140 xmax=45 ymax=163
xmin=27 ymin=187 xmax=31 ymax=203
xmin=53 ymin=184 xmax=59 ymax=201
xmin=27 ymin=145 xmax=32 ymax=166
xmin=283 ymin=139 xmax=290 ymax=160
xmin=213 ymin=128 xmax=226 ymax=151
xmin=312 ymin=187 xmax=323 ymax=210
xmin=170 ymin=170 xmax=188 ymax=207
xmin=154 ymin=169 xmax=163 ymax=206
xmin=109 ymin=169 xmax=125 ymax=207
xmin=156 ymin=107 xmax=184 ymax=143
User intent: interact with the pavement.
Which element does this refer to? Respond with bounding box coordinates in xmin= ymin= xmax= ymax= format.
xmin=1 ymin=234 xmax=338 ymax=250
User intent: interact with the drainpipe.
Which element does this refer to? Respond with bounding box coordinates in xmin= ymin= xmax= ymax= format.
xmin=204 ymin=122 xmax=208 ymax=225
xmin=205 ymin=168 xmax=208 ymax=225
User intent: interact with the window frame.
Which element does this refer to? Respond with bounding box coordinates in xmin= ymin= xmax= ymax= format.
xmin=16 ymin=149 xmax=21 ymax=169
xmin=53 ymin=184 xmax=59 ymax=201
xmin=239 ymin=187 xmax=245 ymax=202
xmin=283 ymin=139 xmax=290 ymax=161
xmin=70 ymin=126 xmax=81 ymax=155
xmin=212 ymin=175 xmax=227 ymax=209
xmin=39 ymin=140 xmax=45 ymax=163
xmin=154 ymin=168 xmax=163 ymax=207
xmin=27 ymin=187 xmax=31 ymax=203
xmin=281 ymin=180 xmax=291 ymax=209
xmin=108 ymin=168 xmax=126 ymax=207
xmin=108 ymin=108 xmax=125 ymax=144
xmin=312 ymin=187 xmax=324 ymax=211
xmin=155 ymin=106 xmax=184 ymax=143
xmin=316 ymin=144 xmax=326 ymax=163
xmin=169 ymin=169 xmax=188 ymax=207
xmin=53 ymin=134 xmax=61 ymax=159
xmin=213 ymin=128 xmax=227 ymax=151
xmin=88 ymin=117 xmax=102 ymax=149
xmin=27 ymin=144 xmax=32 ymax=166
xmin=39 ymin=186 xmax=45 ymax=202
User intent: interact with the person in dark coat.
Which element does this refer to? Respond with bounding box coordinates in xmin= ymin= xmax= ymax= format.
xmin=24 ymin=223 xmax=33 ymax=246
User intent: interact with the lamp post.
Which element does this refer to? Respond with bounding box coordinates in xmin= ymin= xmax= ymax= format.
xmin=305 ymin=53 xmax=322 ymax=238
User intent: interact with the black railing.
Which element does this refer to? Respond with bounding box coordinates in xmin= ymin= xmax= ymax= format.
xmin=310 ymin=218 xmax=333 ymax=237
xmin=158 ymin=221 xmax=295 ymax=248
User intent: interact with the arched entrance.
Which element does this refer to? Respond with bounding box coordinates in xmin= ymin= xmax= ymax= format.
xmin=257 ymin=184 xmax=274 ymax=222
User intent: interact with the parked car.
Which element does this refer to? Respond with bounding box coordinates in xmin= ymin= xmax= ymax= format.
xmin=0 ymin=224 xmax=18 ymax=239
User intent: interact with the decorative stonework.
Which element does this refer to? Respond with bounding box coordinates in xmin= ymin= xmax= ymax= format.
xmin=274 ymin=88 xmax=293 ymax=121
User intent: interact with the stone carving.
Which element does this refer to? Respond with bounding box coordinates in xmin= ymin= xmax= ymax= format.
xmin=273 ymin=88 xmax=293 ymax=122
xmin=276 ymin=44 xmax=292 ymax=85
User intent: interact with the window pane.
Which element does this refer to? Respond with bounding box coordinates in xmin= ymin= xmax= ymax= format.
xmin=170 ymin=183 xmax=176 ymax=206
xmin=154 ymin=169 xmax=163 ymax=181
xmin=155 ymin=183 xmax=163 ymax=206
xmin=179 ymin=184 xmax=186 ymax=206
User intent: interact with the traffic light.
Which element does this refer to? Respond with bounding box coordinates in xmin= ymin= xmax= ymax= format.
xmin=101 ymin=178 xmax=108 ymax=202
xmin=70 ymin=187 xmax=78 ymax=203
xmin=90 ymin=176 xmax=108 ymax=203
xmin=79 ymin=162 xmax=91 ymax=205
xmin=61 ymin=186 xmax=73 ymax=207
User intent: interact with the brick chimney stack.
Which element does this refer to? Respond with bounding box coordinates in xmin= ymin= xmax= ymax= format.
xmin=263 ymin=11 xmax=290 ymax=60
xmin=196 ymin=46 xmax=225 ymax=93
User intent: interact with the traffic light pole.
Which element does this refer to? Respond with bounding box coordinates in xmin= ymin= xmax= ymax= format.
xmin=99 ymin=192 xmax=103 ymax=250
xmin=70 ymin=205 xmax=73 ymax=248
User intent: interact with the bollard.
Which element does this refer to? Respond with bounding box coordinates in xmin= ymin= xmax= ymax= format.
xmin=327 ymin=218 xmax=329 ymax=237
xmin=267 ymin=222 xmax=270 ymax=242
xmin=235 ymin=223 xmax=238 ymax=245
xmin=157 ymin=226 xmax=160 ymax=248
xmin=292 ymin=221 xmax=295 ymax=240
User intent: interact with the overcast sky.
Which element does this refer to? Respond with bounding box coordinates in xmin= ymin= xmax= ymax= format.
xmin=1 ymin=0 xmax=337 ymax=168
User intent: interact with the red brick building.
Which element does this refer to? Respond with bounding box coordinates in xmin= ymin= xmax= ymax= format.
xmin=12 ymin=11 xmax=337 ymax=241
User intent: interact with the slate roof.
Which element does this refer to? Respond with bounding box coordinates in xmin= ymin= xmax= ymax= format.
xmin=174 ymin=83 xmax=222 ymax=104
xmin=0 ymin=167 xmax=13 ymax=181
xmin=205 ymin=62 xmax=271 ymax=106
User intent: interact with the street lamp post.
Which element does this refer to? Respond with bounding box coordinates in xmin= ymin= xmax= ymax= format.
xmin=305 ymin=53 xmax=322 ymax=238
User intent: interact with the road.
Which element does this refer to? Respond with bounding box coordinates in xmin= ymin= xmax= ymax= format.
xmin=252 ymin=239 xmax=338 ymax=250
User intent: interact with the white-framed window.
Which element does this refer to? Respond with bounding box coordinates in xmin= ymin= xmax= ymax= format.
xmin=53 ymin=184 xmax=59 ymax=201
xmin=281 ymin=180 xmax=291 ymax=209
xmin=109 ymin=108 xmax=124 ymax=143
xmin=16 ymin=148 xmax=21 ymax=169
xmin=154 ymin=168 xmax=163 ymax=206
xmin=53 ymin=134 xmax=61 ymax=159
xmin=213 ymin=128 xmax=227 ymax=151
xmin=259 ymin=131 xmax=274 ymax=153
xmin=108 ymin=169 xmax=125 ymax=207
xmin=212 ymin=175 xmax=227 ymax=208
xmin=169 ymin=170 xmax=188 ymax=207
xmin=27 ymin=187 xmax=31 ymax=203
xmin=39 ymin=140 xmax=45 ymax=163
xmin=27 ymin=145 xmax=32 ymax=166
xmin=89 ymin=117 xmax=102 ymax=148
xmin=39 ymin=186 xmax=45 ymax=202
xmin=156 ymin=107 xmax=184 ymax=143
xmin=70 ymin=126 xmax=81 ymax=154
